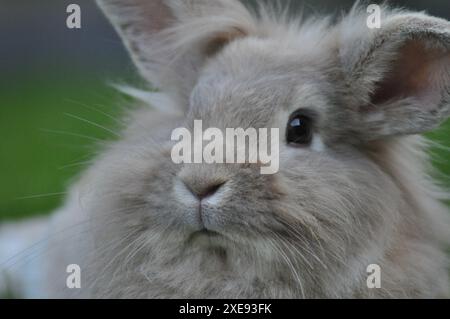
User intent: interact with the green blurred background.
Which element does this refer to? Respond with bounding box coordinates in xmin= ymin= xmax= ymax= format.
xmin=0 ymin=0 xmax=449 ymax=222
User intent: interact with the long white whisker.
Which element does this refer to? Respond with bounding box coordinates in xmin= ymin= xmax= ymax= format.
xmin=64 ymin=113 xmax=120 ymax=138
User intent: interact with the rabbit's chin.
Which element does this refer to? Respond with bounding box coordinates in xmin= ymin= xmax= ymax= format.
xmin=186 ymin=229 xmax=228 ymax=247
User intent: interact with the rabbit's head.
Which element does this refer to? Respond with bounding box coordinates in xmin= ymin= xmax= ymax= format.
xmin=90 ymin=0 xmax=450 ymax=296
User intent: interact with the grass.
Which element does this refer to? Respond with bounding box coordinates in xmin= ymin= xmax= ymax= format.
xmin=427 ymin=125 xmax=450 ymax=180
xmin=0 ymin=73 xmax=449 ymax=222
xmin=0 ymin=74 xmax=123 ymax=221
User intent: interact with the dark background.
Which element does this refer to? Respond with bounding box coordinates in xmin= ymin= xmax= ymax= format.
xmin=0 ymin=0 xmax=449 ymax=221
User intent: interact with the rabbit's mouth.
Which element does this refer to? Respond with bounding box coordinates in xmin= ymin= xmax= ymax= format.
xmin=186 ymin=228 xmax=224 ymax=247
xmin=192 ymin=228 xmax=220 ymax=238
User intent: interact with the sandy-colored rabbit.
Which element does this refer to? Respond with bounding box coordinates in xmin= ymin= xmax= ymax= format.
xmin=1 ymin=1 xmax=450 ymax=298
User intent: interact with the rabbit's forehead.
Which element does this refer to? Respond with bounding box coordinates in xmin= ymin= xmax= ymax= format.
xmin=190 ymin=74 xmax=293 ymax=128
xmin=190 ymin=45 xmax=330 ymax=128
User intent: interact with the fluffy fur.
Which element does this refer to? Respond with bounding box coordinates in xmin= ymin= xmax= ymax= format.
xmin=1 ymin=1 xmax=450 ymax=298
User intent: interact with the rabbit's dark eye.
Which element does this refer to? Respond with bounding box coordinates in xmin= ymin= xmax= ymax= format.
xmin=286 ymin=112 xmax=313 ymax=146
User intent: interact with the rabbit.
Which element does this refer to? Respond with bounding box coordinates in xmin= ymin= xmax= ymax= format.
xmin=1 ymin=0 xmax=450 ymax=298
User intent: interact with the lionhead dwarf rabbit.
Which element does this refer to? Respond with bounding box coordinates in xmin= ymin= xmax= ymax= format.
xmin=1 ymin=0 xmax=450 ymax=298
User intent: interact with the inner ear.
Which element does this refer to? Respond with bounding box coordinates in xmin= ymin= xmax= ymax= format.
xmin=371 ymin=40 xmax=450 ymax=106
xmin=202 ymin=27 xmax=247 ymax=56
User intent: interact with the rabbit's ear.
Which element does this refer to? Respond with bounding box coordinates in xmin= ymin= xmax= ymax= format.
xmin=97 ymin=0 xmax=254 ymax=102
xmin=339 ymin=11 xmax=450 ymax=140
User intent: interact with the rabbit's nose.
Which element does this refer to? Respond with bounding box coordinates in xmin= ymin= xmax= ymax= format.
xmin=183 ymin=180 xmax=226 ymax=200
